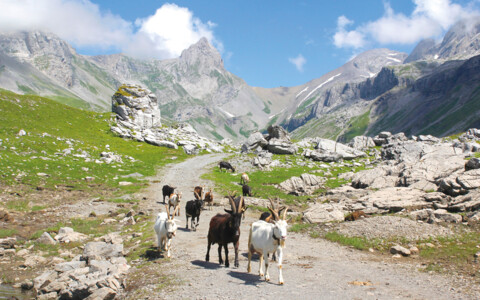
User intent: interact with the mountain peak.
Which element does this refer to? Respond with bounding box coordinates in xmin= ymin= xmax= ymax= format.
xmin=179 ymin=37 xmax=223 ymax=69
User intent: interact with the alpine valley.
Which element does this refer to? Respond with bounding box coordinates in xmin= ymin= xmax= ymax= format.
xmin=1 ymin=18 xmax=480 ymax=142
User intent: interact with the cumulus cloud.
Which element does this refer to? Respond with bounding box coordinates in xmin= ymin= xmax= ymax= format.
xmin=333 ymin=15 xmax=366 ymax=48
xmin=128 ymin=4 xmax=223 ymax=58
xmin=333 ymin=0 xmax=480 ymax=48
xmin=0 ymin=0 xmax=221 ymax=59
xmin=289 ymin=54 xmax=306 ymax=72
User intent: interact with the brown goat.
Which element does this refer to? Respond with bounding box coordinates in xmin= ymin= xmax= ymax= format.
xmin=344 ymin=210 xmax=366 ymax=221
xmin=194 ymin=186 xmax=204 ymax=200
xmin=206 ymin=195 xmax=247 ymax=268
xmin=204 ymin=188 xmax=214 ymax=210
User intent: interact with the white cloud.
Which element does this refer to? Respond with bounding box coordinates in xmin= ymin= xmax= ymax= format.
xmin=0 ymin=0 xmax=222 ymax=59
xmin=289 ymin=54 xmax=306 ymax=72
xmin=129 ymin=3 xmax=223 ymax=58
xmin=333 ymin=16 xmax=366 ymax=48
xmin=333 ymin=0 xmax=480 ymax=48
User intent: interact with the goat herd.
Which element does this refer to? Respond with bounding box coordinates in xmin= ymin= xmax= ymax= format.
xmin=154 ymin=161 xmax=289 ymax=285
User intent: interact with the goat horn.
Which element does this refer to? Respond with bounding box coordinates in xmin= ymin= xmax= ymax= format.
xmin=268 ymin=198 xmax=276 ymax=210
xmin=173 ymin=205 xmax=179 ymax=217
xmin=269 ymin=206 xmax=279 ymax=221
xmin=282 ymin=206 xmax=288 ymax=220
xmin=232 ymin=190 xmax=237 ymax=197
xmin=194 ymin=191 xmax=201 ymax=200
xmin=228 ymin=196 xmax=236 ymax=213
xmin=239 ymin=196 xmax=245 ymax=211
xmin=165 ymin=204 xmax=170 ymax=218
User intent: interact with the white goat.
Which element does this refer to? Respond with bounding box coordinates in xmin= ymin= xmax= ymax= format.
xmin=168 ymin=192 xmax=182 ymax=216
xmin=154 ymin=205 xmax=179 ymax=258
xmin=247 ymin=208 xmax=288 ymax=284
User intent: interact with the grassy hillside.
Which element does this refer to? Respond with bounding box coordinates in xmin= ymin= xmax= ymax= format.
xmin=0 ymin=89 xmax=187 ymax=198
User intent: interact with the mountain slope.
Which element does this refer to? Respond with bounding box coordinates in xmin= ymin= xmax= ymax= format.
xmin=0 ymin=32 xmax=270 ymax=141
xmin=251 ymin=49 xmax=407 ymax=140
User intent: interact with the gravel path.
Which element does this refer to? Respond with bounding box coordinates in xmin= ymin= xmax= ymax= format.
xmin=133 ymin=153 xmax=479 ymax=299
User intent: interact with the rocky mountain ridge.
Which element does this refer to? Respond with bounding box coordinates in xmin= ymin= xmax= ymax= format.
xmin=0 ymin=18 xmax=480 ymax=142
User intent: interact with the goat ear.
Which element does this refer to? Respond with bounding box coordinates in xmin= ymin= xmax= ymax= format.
xmin=224 ymin=209 xmax=233 ymax=214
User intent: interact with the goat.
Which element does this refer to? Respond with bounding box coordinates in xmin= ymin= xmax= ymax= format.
xmin=259 ymin=198 xmax=285 ymax=261
xmin=247 ymin=206 xmax=288 ymax=284
xmin=194 ymin=186 xmax=204 ymax=200
xmin=206 ymin=195 xmax=246 ymax=268
xmin=240 ymin=172 xmax=250 ymax=185
xmin=204 ymin=188 xmax=214 ymax=210
xmin=225 ymin=191 xmax=247 ymax=220
xmin=154 ymin=205 xmax=179 ymax=258
xmin=162 ymin=185 xmax=176 ymax=204
xmin=259 ymin=198 xmax=285 ymax=223
xmin=168 ymin=192 xmax=182 ymax=216
xmin=219 ymin=161 xmax=235 ymax=173
xmin=185 ymin=194 xmax=204 ymax=231
xmin=344 ymin=210 xmax=367 ymax=221
xmin=242 ymin=184 xmax=252 ymax=197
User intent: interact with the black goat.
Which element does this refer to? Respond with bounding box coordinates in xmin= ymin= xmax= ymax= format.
xmin=219 ymin=161 xmax=235 ymax=173
xmin=242 ymin=184 xmax=252 ymax=197
xmin=206 ymin=195 xmax=246 ymax=267
xmin=185 ymin=196 xmax=204 ymax=231
xmin=162 ymin=185 xmax=175 ymax=204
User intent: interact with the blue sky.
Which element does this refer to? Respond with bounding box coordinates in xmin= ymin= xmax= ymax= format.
xmin=1 ymin=0 xmax=479 ymax=88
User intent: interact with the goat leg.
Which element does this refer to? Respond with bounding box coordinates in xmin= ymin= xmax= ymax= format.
xmin=277 ymin=247 xmax=284 ymax=285
xmin=224 ymin=244 xmax=229 ymax=267
xmin=264 ymin=252 xmax=270 ymax=282
xmin=218 ymin=245 xmax=223 ymax=265
xmin=206 ymin=241 xmax=211 ymax=262
xmin=259 ymin=253 xmax=264 ymax=277
xmin=247 ymin=248 xmax=252 ymax=273
xmin=234 ymin=240 xmax=239 ymax=268
xmin=186 ymin=216 xmax=189 ymax=229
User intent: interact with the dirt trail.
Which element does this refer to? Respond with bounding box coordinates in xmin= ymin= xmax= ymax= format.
xmin=135 ymin=153 xmax=477 ymax=299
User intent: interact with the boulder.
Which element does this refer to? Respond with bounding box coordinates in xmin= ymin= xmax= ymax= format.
xmin=0 ymin=237 xmax=16 ymax=249
xmin=303 ymin=149 xmax=341 ymax=162
xmin=242 ymin=132 xmax=268 ymax=152
xmin=465 ymin=157 xmax=480 ymax=170
xmin=267 ymin=139 xmax=297 ymax=155
xmin=54 ymin=227 xmax=87 ymax=243
xmin=85 ymin=287 xmax=116 ymax=300
xmin=448 ymin=190 xmax=480 ymax=212
xmin=348 ymin=136 xmax=375 ymax=150
xmin=433 ymin=209 xmax=462 ymax=223
xmin=183 ymin=144 xmax=199 ymax=155
xmin=111 ymin=84 xmax=161 ymax=130
xmin=314 ymin=138 xmax=366 ymax=160
xmin=278 ymin=173 xmax=324 ymax=196
xmin=144 ymin=137 xmax=178 ymax=149
xmin=361 ymin=187 xmax=430 ymax=212
xmin=252 ymin=151 xmax=273 ymax=168
xmin=303 ymin=203 xmax=345 ymax=223
xmin=267 ymin=125 xmax=290 ymax=141
xmin=390 ymin=245 xmax=411 ymax=256
xmin=82 ymin=242 xmax=123 ymax=262
xmin=351 ymin=166 xmax=399 ymax=189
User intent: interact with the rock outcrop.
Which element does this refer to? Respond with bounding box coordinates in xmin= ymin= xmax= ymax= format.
xmin=110 ymin=84 xmax=227 ymax=154
xmin=33 ymin=241 xmax=129 ymax=299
